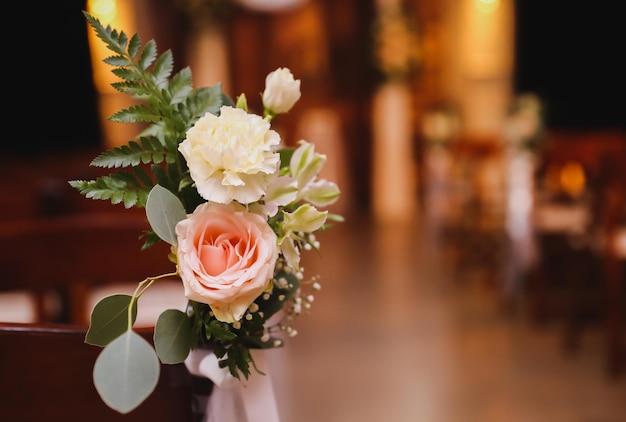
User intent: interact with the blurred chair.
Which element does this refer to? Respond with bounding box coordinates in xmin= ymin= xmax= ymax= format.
xmin=0 ymin=213 xmax=178 ymax=324
xmin=0 ymin=322 xmax=195 ymax=422
xmin=441 ymin=136 xmax=509 ymax=287
xmin=597 ymin=152 xmax=626 ymax=377
xmin=527 ymin=134 xmax=604 ymax=349
xmin=527 ymin=131 xmax=626 ymax=367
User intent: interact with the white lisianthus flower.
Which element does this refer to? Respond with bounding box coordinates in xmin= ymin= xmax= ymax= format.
xmin=279 ymin=236 xmax=301 ymax=271
xmin=282 ymin=204 xmax=328 ymax=235
xmin=277 ymin=204 xmax=327 ymax=271
xmin=300 ymin=179 xmax=341 ymax=207
xmin=289 ymin=140 xmax=341 ymax=205
xmin=290 ymin=140 xmax=326 ymax=193
xmin=249 ymin=175 xmax=298 ymax=217
xmin=262 ymin=67 xmax=301 ymax=116
xmin=179 ymin=106 xmax=281 ymax=204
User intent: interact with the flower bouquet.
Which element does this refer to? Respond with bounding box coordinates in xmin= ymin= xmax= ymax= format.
xmin=70 ymin=12 xmax=342 ymax=414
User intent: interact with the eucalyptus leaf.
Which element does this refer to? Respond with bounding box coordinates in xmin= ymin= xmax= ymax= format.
xmin=145 ymin=184 xmax=187 ymax=245
xmin=93 ymin=331 xmax=160 ymax=414
xmin=85 ymin=294 xmax=137 ymax=346
xmin=154 ymin=309 xmax=193 ymax=364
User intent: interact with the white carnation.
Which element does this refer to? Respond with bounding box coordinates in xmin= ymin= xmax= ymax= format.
xmin=179 ymin=106 xmax=281 ymax=204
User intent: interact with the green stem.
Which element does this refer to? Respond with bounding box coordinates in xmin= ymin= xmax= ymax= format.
xmin=126 ymin=271 xmax=179 ymax=331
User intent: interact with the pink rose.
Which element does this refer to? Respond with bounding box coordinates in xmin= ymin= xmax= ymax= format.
xmin=175 ymin=202 xmax=278 ymax=323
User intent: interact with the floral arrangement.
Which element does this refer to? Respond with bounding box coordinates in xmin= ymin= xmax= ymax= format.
xmin=70 ymin=12 xmax=342 ymax=414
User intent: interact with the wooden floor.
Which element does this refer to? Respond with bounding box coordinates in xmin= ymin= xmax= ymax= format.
xmin=272 ymin=213 xmax=626 ymax=422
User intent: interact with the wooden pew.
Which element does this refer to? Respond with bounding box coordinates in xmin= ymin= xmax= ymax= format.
xmin=0 ymin=322 xmax=197 ymax=422
xmin=0 ymin=213 xmax=175 ymax=324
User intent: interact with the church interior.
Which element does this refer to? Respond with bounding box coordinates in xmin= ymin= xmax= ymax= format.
xmin=1 ymin=0 xmax=625 ymax=420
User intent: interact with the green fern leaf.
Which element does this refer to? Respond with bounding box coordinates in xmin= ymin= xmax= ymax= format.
xmin=137 ymin=189 xmax=150 ymax=208
xmin=186 ymin=85 xmax=226 ymax=122
xmin=114 ymin=171 xmax=145 ymax=189
xmin=140 ymin=231 xmax=163 ymax=250
xmin=152 ymin=50 xmax=174 ymax=88
xmin=103 ymin=55 xmax=132 ymax=67
xmin=112 ymin=67 xmax=142 ymax=82
xmin=168 ymin=67 xmax=193 ymax=105
xmin=162 ymin=133 xmax=181 ymax=156
xmin=132 ymin=166 xmax=155 ymax=190
xmin=83 ymin=12 xmax=127 ymax=55
xmin=127 ymin=33 xmax=142 ymax=58
xmin=111 ymin=81 xmax=150 ymax=97
xmin=121 ymin=190 xmax=139 ymax=208
xmin=139 ymin=40 xmax=157 ymax=71
xmin=91 ymin=143 xmax=141 ymax=168
xmin=151 ymin=165 xmax=174 ymax=192
xmin=69 ymin=177 xmax=125 ymax=204
xmin=110 ymin=104 xmax=161 ymax=124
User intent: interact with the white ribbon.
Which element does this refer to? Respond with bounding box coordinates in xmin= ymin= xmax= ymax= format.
xmin=185 ymin=348 xmax=281 ymax=422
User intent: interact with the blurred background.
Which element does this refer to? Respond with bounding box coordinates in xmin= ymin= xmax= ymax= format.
xmin=1 ymin=0 xmax=625 ymax=421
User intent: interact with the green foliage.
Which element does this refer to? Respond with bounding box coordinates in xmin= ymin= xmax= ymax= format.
xmin=93 ymin=331 xmax=160 ymax=414
xmin=85 ymin=294 xmax=137 ymax=346
xmin=69 ymin=11 xmax=226 ymax=211
xmin=90 ymin=137 xmax=170 ymax=168
xmin=186 ymin=265 xmax=301 ymax=380
xmin=145 ymin=185 xmax=188 ymax=246
xmin=154 ymin=309 xmax=193 ymax=364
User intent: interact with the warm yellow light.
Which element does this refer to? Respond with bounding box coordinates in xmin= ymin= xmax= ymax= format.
xmin=560 ymin=161 xmax=586 ymax=198
xmin=475 ymin=0 xmax=499 ymax=14
xmin=85 ymin=0 xmax=140 ymax=148
xmin=87 ymin=0 xmax=118 ymax=24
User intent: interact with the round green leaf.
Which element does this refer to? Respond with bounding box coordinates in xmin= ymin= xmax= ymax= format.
xmin=146 ymin=184 xmax=187 ymax=246
xmin=93 ymin=331 xmax=160 ymax=414
xmin=85 ymin=294 xmax=137 ymax=346
xmin=154 ymin=309 xmax=193 ymax=364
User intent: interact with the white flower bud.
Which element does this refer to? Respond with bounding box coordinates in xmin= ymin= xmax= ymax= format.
xmin=262 ymin=68 xmax=301 ymax=115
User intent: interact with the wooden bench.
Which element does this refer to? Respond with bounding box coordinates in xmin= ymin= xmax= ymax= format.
xmin=0 ymin=322 xmax=198 ymax=421
xmin=0 ymin=213 xmax=176 ymax=324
